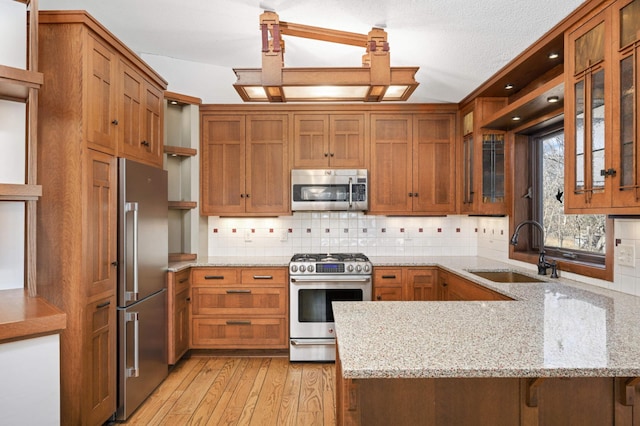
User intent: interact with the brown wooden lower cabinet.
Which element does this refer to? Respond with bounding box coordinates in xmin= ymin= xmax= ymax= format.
xmin=167 ymin=268 xmax=191 ymax=364
xmin=373 ymin=266 xmax=438 ymax=301
xmin=439 ymin=269 xmax=512 ymax=301
xmin=336 ymin=358 xmax=637 ymax=426
xmin=190 ymin=267 xmax=288 ymax=349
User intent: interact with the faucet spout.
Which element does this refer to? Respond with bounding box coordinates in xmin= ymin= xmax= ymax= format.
xmin=510 ymin=220 xmax=558 ymax=277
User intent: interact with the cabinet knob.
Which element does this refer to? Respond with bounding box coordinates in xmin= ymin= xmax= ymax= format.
xmin=376 ymin=295 xmax=382 ymax=300
xmin=414 ymin=193 xmax=419 ymax=197
xmin=246 ymin=194 xmax=250 ymax=198
xmin=186 ymin=297 xmax=191 ymax=302
xmin=111 ymin=261 xmax=118 ymax=267
xmin=324 ymin=153 xmax=329 ymax=157
xmin=111 ymin=119 xmax=119 ymax=125
xmin=240 ymin=194 xmax=244 ymax=198
xmin=330 ymin=153 xmax=334 ymax=157
xmin=600 ymin=168 xmax=616 ymax=177
xmin=141 ymin=140 xmax=150 ymax=147
xmin=408 ymin=193 xmax=413 ymax=197
xmin=442 ymin=282 xmax=448 ymax=287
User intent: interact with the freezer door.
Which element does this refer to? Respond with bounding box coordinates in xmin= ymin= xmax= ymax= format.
xmin=116 ymin=289 xmax=168 ymax=420
xmin=118 ymin=158 xmax=168 ymax=307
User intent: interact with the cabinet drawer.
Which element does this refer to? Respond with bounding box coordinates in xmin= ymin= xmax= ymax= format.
xmin=192 ymin=268 xmax=239 ymax=286
xmin=191 ymin=317 xmax=287 ymax=348
xmin=373 ymin=268 xmax=403 ymax=284
xmin=174 ymin=269 xmax=191 ymax=294
xmin=241 ymin=268 xmax=287 ymax=285
xmin=374 ymin=286 xmax=403 ymax=301
xmin=192 ymin=286 xmax=286 ymax=315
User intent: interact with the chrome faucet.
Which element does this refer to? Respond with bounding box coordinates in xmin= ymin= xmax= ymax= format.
xmin=510 ymin=220 xmax=558 ymax=278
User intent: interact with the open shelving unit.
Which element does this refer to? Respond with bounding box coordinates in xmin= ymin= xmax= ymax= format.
xmin=164 ymin=91 xmax=202 ymax=263
xmin=1 ymin=0 xmax=42 ymax=296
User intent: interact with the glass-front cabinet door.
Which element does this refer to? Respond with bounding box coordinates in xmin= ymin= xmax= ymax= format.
xmin=565 ymin=7 xmax=613 ymax=212
xmin=613 ymin=0 xmax=640 ymax=210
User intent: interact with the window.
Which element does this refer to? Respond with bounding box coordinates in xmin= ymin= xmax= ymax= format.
xmin=535 ymin=129 xmax=607 ymax=264
xmin=511 ymin=124 xmax=613 ymax=280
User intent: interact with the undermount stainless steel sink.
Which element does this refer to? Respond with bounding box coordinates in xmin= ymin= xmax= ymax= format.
xmin=469 ymin=270 xmax=545 ymax=283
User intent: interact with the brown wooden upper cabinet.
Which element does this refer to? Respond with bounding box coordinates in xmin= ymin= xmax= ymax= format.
xmin=370 ymin=111 xmax=457 ymax=215
xmin=293 ymin=114 xmax=366 ymax=168
xmin=565 ymin=0 xmax=640 ymax=213
xmin=200 ymin=113 xmax=289 ymax=216
xmin=459 ymin=98 xmax=509 ymax=216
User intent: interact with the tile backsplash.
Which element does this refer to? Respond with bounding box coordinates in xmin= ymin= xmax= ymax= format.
xmin=208 ymin=213 xmax=640 ymax=297
xmin=208 ymin=213 xmax=479 ymax=257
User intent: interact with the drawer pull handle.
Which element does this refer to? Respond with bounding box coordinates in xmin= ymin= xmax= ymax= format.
xmin=179 ymin=278 xmax=189 ymax=283
xmin=96 ymin=300 xmax=111 ymax=309
xmin=186 ymin=297 xmax=191 ymax=302
xmin=204 ymin=275 xmax=225 ymax=280
xmin=226 ymin=289 xmax=252 ymax=294
xmin=253 ymin=275 xmax=273 ymax=280
xmin=226 ymin=320 xmax=251 ymax=325
xmin=381 ymin=275 xmax=396 ymax=279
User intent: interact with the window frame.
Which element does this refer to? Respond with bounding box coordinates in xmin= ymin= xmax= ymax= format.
xmin=509 ymin=121 xmax=613 ymax=281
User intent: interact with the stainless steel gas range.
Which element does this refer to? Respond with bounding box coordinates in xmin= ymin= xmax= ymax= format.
xmin=289 ymin=253 xmax=372 ymax=362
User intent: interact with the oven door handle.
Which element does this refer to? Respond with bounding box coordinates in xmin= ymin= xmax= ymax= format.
xmin=291 ymin=339 xmax=336 ymax=346
xmin=290 ymin=277 xmax=371 ymax=283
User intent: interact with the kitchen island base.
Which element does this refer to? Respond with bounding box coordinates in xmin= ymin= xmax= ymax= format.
xmin=337 ymin=356 xmax=640 ymax=425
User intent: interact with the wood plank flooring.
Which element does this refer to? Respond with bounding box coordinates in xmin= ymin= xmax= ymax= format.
xmin=120 ymin=356 xmax=336 ymax=426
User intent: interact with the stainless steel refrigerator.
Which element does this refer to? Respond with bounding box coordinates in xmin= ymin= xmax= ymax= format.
xmin=116 ymin=158 xmax=168 ymax=421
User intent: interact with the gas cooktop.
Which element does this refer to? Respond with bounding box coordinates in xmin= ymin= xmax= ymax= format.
xmin=289 ymin=253 xmax=372 ymax=275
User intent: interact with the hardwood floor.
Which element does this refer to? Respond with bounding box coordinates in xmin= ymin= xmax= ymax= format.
xmin=120 ymin=356 xmax=336 ymax=425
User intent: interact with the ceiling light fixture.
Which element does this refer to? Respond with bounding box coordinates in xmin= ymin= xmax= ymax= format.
xmin=547 ymin=95 xmax=560 ymax=103
xmin=504 ymin=83 xmax=514 ymax=90
xmin=512 ymin=116 xmax=521 ymax=121
xmin=548 ymin=52 xmax=560 ymax=59
xmin=233 ymin=11 xmax=419 ymax=102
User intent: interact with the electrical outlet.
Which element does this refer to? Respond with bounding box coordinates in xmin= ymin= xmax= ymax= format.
xmin=617 ymin=244 xmax=635 ymax=267
xmin=280 ymin=229 xmax=288 ymax=242
xmin=244 ymin=230 xmax=252 ymax=242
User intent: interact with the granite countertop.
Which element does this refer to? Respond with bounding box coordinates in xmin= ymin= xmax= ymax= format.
xmin=168 ymin=256 xmax=291 ymax=272
xmin=333 ymin=256 xmax=640 ymax=380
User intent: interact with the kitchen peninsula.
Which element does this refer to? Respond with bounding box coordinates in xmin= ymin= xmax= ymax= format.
xmin=333 ymin=257 xmax=640 ymax=426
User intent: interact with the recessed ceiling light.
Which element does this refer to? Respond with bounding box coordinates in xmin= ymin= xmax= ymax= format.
xmin=512 ymin=116 xmax=521 ymax=121
xmin=548 ymin=52 xmax=560 ymax=59
xmin=547 ymin=96 xmax=560 ymax=103
xmin=170 ymin=100 xmax=179 ymax=105
xmin=505 ymin=83 xmax=514 ymax=90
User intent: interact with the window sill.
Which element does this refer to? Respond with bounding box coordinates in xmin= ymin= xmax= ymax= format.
xmin=510 ymin=250 xmax=612 ymax=281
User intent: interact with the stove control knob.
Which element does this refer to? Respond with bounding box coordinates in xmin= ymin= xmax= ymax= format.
xmin=356 ymin=265 xmax=362 ymax=273
xmin=347 ymin=264 xmax=354 ymax=272
xmin=307 ymin=265 xmax=314 ymax=273
xmin=363 ymin=264 xmax=371 ymax=273
xmin=291 ymin=265 xmax=298 ymax=273
xmin=300 ymin=265 xmax=306 ymax=272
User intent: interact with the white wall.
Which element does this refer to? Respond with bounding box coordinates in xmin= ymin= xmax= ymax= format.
xmin=0 ymin=334 xmax=61 ymax=425
xmin=0 ymin=2 xmax=27 ymax=290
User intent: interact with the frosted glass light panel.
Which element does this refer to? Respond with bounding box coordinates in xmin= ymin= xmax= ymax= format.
xmin=591 ymin=69 xmax=606 ymax=189
xmin=481 ymin=134 xmax=505 ymax=203
xmin=0 ymin=100 xmax=26 ymax=183
xmin=0 ymin=2 xmax=27 ymax=68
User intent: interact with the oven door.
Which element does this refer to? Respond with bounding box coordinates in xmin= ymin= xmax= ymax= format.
xmin=290 ymin=275 xmax=371 ymax=361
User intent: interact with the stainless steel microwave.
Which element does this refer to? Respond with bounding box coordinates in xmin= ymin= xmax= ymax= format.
xmin=291 ymin=169 xmax=368 ymax=211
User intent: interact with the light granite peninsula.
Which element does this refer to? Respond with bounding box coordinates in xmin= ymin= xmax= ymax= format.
xmin=334 ymin=257 xmax=640 ymax=426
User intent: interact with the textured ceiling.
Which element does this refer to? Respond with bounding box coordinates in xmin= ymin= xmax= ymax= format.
xmin=39 ymin=0 xmax=585 ymax=103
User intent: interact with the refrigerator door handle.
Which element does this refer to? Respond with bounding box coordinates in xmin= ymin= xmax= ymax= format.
xmin=124 ymin=202 xmax=139 ymax=302
xmin=126 ymin=311 xmax=140 ymax=378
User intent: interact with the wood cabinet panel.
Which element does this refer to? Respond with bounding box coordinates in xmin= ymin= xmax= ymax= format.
xmin=200 ymin=114 xmax=288 ymax=216
xmin=168 ymin=268 xmax=190 ymax=365
xmin=293 ymin=114 xmax=365 ymax=168
xmin=373 ymin=267 xmax=438 ymax=301
xmin=192 ymin=286 xmax=286 ymax=316
xmin=406 ymin=268 xmax=437 ymax=301
xmin=86 ymin=33 xmax=117 ymax=154
xmin=190 ymin=267 xmax=288 ymax=349
xmin=84 ymin=294 xmax=116 ymax=426
xmin=191 ymin=317 xmax=287 ymax=348
xmin=439 ymin=272 xmax=510 ymax=301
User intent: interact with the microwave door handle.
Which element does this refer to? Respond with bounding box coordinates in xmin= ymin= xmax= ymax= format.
xmin=348 ymin=177 xmax=353 ymax=208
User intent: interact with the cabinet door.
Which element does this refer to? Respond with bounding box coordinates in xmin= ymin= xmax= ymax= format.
xmin=85 ymin=149 xmax=117 ymax=298
xmin=85 ymin=33 xmax=117 ymax=155
xmin=413 ymin=114 xmax=456 ymax=213
xmin=565 ymin=8 xmax=613 ymax=212
xmin=330 ymin=114 xmax=366 ymax=168
xmin=370 ymin=114 xmax=413 ymax=213
xmin=84 ymin=294 xmax=116 ymax=426
xmin=139 ymin=80 xmax=163 ymax=167
xmin=612 ymin=0 xmax=640 ymax=210
xmin=173 ymin=286 xmax=190 ymax=363
xmin=246 ymin=114 xmax=289 ymax=214
xmin=294 ymin=114 xmax=329 ymax=168
xmin=406 ymin=268 xmax=437 ymax=301
xmin=118 ymin=61 xmax=143 ymax=160
xmin=373 ymin=267 xmax=403 ymax=301
xmin=200 ymin=115 xmax=246 ymax=215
